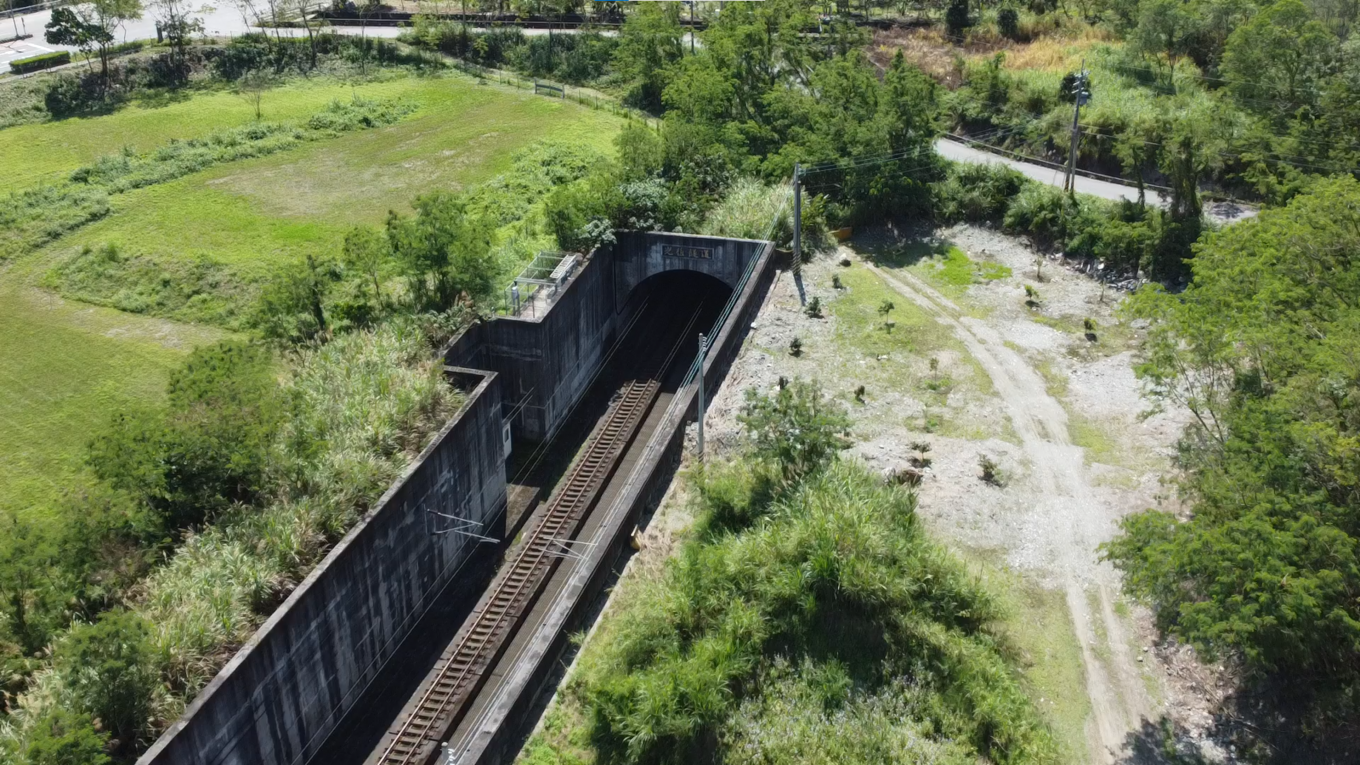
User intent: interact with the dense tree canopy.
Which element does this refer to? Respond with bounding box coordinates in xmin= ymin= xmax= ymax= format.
xmin=1107 ymin=176 xmax=1360 ymax=745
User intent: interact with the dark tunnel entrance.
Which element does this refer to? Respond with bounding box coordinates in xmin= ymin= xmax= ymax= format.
xmin=309 ymin=269 xmax=733 ymax=765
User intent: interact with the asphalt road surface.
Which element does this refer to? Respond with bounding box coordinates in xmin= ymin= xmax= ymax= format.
xmin=935 ymin=136 xmax=1256 ymax=223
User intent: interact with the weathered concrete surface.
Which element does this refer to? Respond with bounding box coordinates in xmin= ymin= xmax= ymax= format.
xmin=138 ymin=369 xmax=507 ymax=765
xmin=612 ymin=231 xmax=767 ymax=304
xmin=446 ymin=251 xmax=620 ymax=443
xmin=445 ymin=232 xmax=767 ymax=443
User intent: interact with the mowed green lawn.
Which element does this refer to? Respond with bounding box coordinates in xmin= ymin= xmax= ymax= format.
xmin=0 ymin=287 xmax=226 ymax=523
xmin=36 ymin=73 xmax=625 ymax=281
xmin=0 ymin=73 xmax=444 ymax=190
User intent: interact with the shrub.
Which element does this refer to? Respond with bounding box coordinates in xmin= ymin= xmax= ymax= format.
xmin=698 ymin=177 xmax=791 ymax=243
xmin=946 ymin=0 xmax=974 ymax=36
xmin=44 ymin=72 xmax=110 ymax=118
xmin=56 ymin=611 xmax=158 ymax=756
xmin=87 ymin=341 xmax=282 ymax=531
xmin=978 ymin=453 xmax=1004 ymax=485
xmin=1002 ymin=182 xmax=1071 ymax=246
xmin=579 ymin=459 xmax=1056 ymax=765
xmin=20 ymin=710 xmax=110 ymax=765
xmin=9 ymin=50 xmax=70 ymax=74
xmin=997 ymin=7 xmax=1020 ymax=39
xmin=933 ymin=161 xmax=1027 ymax=224
xmin=738 ymin=380 xmax=848 ymax=480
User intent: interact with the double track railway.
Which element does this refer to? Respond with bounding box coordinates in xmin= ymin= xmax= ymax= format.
xmin=371 ymin=298 xmax=704 ymax=765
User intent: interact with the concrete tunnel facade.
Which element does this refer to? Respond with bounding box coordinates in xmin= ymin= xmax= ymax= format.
xmin=444 ymin=231 xmax=768 ymax=443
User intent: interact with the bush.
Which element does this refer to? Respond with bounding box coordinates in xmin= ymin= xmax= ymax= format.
xmin=933 ymin=161 xmax=1027 ymax=223
xmin=997 ymin=7 xmax=1020 ymax=39
xmin=10 ymin=50 xmax=70 ymax=74
xmin=56 ymin=611 xmax=158 ymax=756
xmin=44 ymin=72 xmax=111 ymax=118
xmin=738 ymin=380 xmax=848 ymax=480
xmin=579 ymin=459 xmax=1056 ymax=765
xmin=87 ymin=341 xmax=282 ymax=530
xmin=21 ymin=709 xmax=110 ymax=765
xmin=1001 ymin=182 xmax=1071 ymax=246
xmin=946 ymin=0 xmax=973 ymax=36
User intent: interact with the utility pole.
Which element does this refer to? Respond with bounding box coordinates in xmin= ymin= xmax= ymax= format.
xmin=792 ymin=163 xmax=802 ymax=279
xmin=696 ymin=333 xmax=707 ymax=459
xmin=689 ymin=0 xmax=695 ymax=55
xmin=1064 ymin=62 xmax=1090 ymax=196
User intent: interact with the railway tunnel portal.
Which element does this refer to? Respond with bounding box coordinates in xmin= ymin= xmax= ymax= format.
xmin=445 ymin=231 xmax=767 ymax=444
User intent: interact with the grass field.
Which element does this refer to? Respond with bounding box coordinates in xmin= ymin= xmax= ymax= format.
xmin=21 ymin=72 xmax=624 ymax=324
xmin=0 ymin=286 xmax=226 ymax=523
xmin=0 ymin=73 xmax=448 ymax=190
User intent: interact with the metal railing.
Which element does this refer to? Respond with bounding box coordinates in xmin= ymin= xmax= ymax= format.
xmin=1 ymin=0 xmax=62 ymax=21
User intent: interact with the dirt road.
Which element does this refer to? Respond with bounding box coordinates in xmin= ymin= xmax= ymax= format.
xmin=863 ymin=259 xmax=1152 ymax=761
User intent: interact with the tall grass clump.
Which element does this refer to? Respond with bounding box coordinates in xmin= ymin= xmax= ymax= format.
xmin=569 ymin=382 xmax=1056 ymax=764
xmin=698 ymin=178 xmax=792 ymax=242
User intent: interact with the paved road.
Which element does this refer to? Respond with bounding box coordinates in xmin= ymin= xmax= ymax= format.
xmin=1 ymin=7 xmax=615 ymax=72
xmin=935 ymin=136 xmax=1257 ymax=223
xmin=1 ymin=7 xmax=411 ymax=72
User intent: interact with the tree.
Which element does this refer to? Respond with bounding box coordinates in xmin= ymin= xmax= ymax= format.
xmin=150 ymin=0 xmax=204 ymax=81
xmin=236 ymin=69 xmax=273 ymax=120
xmin=946 ymin=0 xmax=972 ymax=36
xmin=1129 ymin=0 xmax=1202 ymax=88
xmin=615 ymin=122 xmax=665 ymax=181
xmin=1222 ymin=0 xmax=1336 ymax=119
xmin=286 ymin=0 xmax=319 ymax=68
xmin=997 ymin=5 xmax=1020 ymax=38
xmin=1112 ymin=113 xmax=1159 ymax=208
xmin=0 ymin=514 xmax=61 ymax=657
xmin=386 ymin=192 xmax=496 ymax=313
xmin=1109 ymin=176 xmax=1360 ymax=747
xmin=45 ymin=7 xmax=114 ymax=78
xmin=341 ymin=225 xmax=390 ymax=311
xmin=612 ymin=2 xmax=683 ymax=112
xmin=253 ymin=254 xmax=341 ymax=343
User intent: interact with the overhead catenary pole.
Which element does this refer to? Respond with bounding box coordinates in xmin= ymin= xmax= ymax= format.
xmin=792 ymin=163 xmax=802 ymax=278
xmin=690 ymin=0 xmax=695 ymax=54
xmin=697 ymin=333 xmax=707 ymax=459
xmin=1065 ymin=61 xmax=1087 ymax=196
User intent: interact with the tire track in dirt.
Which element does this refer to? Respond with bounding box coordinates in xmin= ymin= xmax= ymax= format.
xmin=863 ymin=260 xmax=1151 ymax=763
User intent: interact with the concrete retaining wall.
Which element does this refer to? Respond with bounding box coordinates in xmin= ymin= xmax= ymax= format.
xmin=138 ymin=369 xmax=508 ymax=765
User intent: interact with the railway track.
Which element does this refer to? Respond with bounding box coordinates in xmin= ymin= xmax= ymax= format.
xmin=373 ymin=301 xmax=703 ymax=765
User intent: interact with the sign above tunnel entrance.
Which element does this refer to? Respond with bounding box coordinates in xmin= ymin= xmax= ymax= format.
xmin=662 ymin=244 xmax=714 ymax=260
